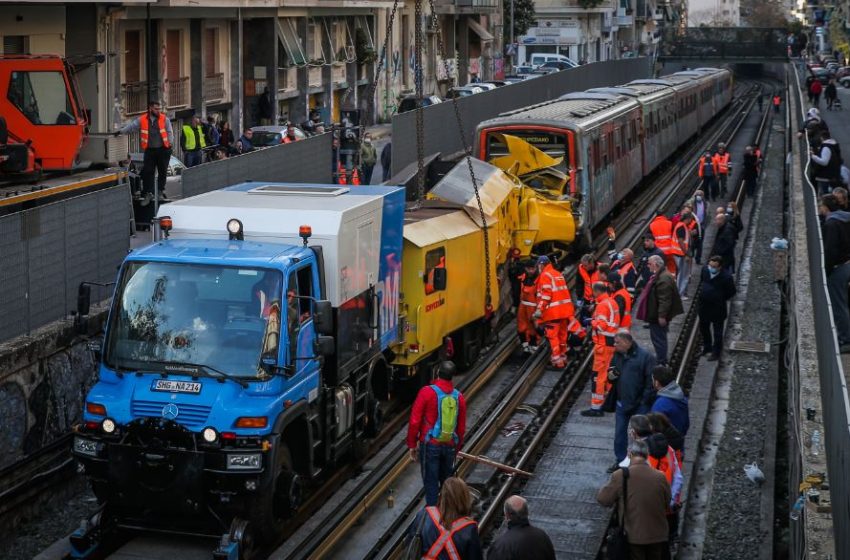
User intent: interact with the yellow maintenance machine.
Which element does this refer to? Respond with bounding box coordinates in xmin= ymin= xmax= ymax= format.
xmin=391 ymin=136 xmax=578 ymax=380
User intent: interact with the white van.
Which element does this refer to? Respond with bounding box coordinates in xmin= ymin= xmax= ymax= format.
xmin=528 ymin=53 xmax=577 ymax=69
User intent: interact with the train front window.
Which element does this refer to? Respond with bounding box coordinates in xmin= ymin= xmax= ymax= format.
xmin=7 ymin=71 xmax=75 ymax=126
xmin=485 ymin=130 xmax=569 ymax=173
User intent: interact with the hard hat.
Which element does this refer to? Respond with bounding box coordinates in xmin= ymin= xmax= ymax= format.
xmin=536 ymin=255 xmax=550 ymax=266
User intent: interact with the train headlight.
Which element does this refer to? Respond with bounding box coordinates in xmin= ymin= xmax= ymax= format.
xmin=202 ymin=427 xmax=218 ymax=443
xmin=101 ymin=418 xmax=116 ymax=434
xmin=227 ymin=453 xmax=262 ymax=470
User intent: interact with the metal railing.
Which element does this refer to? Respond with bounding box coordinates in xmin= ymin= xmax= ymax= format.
xmin=122 ymin=81 xmax=156 ymax=115
xmin=204 ymin=73 xmax=226 ymax=102
xmin=167 ymin=76 xmax=190 ymax=108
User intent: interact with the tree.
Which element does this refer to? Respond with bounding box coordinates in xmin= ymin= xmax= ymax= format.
xmin=742 ymin=0 xmax=789 ymax=27
xmin=503 ymin=0 xmax=536 ymax=42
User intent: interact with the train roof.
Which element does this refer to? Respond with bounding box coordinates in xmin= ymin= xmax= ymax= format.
xmin=482 ymin=92 xmax=639 ymax=131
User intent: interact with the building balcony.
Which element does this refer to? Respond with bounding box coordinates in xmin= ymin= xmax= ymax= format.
xmin=122 ymin=81 xmax=158 ymax=115
xmin=616 ymin=14 xmax=634 ymax=25
xmin=432 ymin=0 xmax=499 ymax=14
xmin=204 ymin=73 xmax=226 ymax=103
xmin=166 ymin=77 xmax=190 ymax=109
xmin=308 ymin=66 xmax=322 ymax=88
xmin=332 ymin=64 xmax=346 ymax=85
xmin=278 ymin=67 xmax=298 ymax=92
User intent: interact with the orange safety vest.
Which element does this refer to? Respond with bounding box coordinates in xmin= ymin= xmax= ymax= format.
xmin=140 ymin=113 xmax=171 ymax=150
xmin=649 ymin=215 xmax=683 ymax=257
xmin=535 ymin=264 xmax=574 ymax=322
xmin=612 ymin=287 xmax=632 ymax=328
xmin=754 ymin=147 xmax=763 ymax=174
xmin=697 ymin=155 xmax=718 ymax=178
xmin=615 ymin=261 xmax=636 ymax=292
xmin=578 ymin=264 xmax=599 ymax=301
xmin=648 ymin=445 xmax=680 ymax=493
xmin=591 ymin=294 xmax=620 ymax=346
xmin=423 ymin=507 xmax=478 ymax=560
xmin=772 ymin=95 xmax=780 ymax=106
xmin=713 ymin=151 xmax=730 ymax=175
xmin=673 ymin=221 xmax=690 ymax=255
xmin=518 ymin=273 xmax=538 ymax=307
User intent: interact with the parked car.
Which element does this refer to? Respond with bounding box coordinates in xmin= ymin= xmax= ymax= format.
xmin=840 ymin=75 xmax=850 ymax=88
xmin=528 ymin=53 xmax=577 ymax=69
xmin=532 ymin=67 xmax=559 ymax=75
xmin=541 ymin=60 xmax=577 ymax=71
xmin=835 ymin=66 xmax=850 ymax=79
xmin=466 ymin=82 xmax=497 ymax=91
xmin=501 ymin=76 xmax=525 ymax=84
xmin=483 ymin=80 xmax=511 ymax=87
xmin=513 ymin=65 xmax=535 ymax=75
xmin=445 ymin=86 xmax=483 ymax=99
xmin=398 ymin=94 xmax=443 ymax=113
xmin=250 ymin=125 xmax=307 ymax=146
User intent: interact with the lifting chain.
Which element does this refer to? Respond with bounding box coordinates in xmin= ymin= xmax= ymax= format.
xmin=365 ymin=0 xmax=401 ymax=131
xmin=427 ymin=0 xmax=492 ymax=312
xmin=413 ymin=0 xmax=426 ymax=206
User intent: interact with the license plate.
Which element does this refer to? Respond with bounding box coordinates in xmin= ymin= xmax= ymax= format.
xmin=151 ymin=380 xmax=202 ymax=394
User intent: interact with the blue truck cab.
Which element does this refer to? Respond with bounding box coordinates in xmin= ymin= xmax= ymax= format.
xmin=72 ymin=183 xmax=405 ymax=542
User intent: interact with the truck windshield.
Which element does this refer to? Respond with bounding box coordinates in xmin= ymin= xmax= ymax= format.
xmin=104 ymin=261 xmax=282 ymax=378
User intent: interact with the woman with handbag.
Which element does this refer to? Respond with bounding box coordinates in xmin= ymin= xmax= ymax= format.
xmin=598 ymin=439 xmax=671 ymax=560
xmin=405 ymin=477 xmax=483 ymax=560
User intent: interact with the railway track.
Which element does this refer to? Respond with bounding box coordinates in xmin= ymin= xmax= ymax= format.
xmin=284 ymin=81 xmax=766 ymax=560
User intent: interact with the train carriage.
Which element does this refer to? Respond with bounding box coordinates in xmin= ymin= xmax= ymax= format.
xmin=673 ymin=70 xmax=722 ymax=129
xmin=630 ymin=76 xmax=702 ymax=147
xmin=476 ymin=92 xmax=642 ymax=232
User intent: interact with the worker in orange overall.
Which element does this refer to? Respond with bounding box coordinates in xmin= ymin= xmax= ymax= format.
xmin=609 ymin=273 xmax=633 ymax=330
xmin=532 ymin=256 xmax=574 ymax=369
xmin=649 ymin=214 xmax=683 ymax=276
xmin=581 ymin=282 xmax=620 ymax=416
xmin=576 ymin=254 xmax=600 ymax=308
xmin=713 ymin=142 xmax=732 ymax=196
xmin=514 ymin=259 xmax=540 ymax=353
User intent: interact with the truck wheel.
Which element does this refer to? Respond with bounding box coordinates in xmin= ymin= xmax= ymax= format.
xmin=253 ymin=444 xmax=301 ymax=542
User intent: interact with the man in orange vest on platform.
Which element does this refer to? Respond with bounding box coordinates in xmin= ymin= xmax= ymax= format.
xmin=576 ymin=254 xmax=600 ymax=315
xmin=533 ymin=256 xmax=574 ymax=369
xmin=649 ymin=214 xmax=683 ymax=276
xmin=116 ymin=100 xmax=174 ymax=205
xmin=582 ymin=282 xmax=620 ymax=417
xmin=609 ymin=273 xmax=633 ymax=330
xmin=712 ymin=143 xmax=732 ymax=197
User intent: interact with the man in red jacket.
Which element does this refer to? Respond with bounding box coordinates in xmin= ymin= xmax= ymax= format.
xmin=407 ymin=361 xmax=467 ymax=506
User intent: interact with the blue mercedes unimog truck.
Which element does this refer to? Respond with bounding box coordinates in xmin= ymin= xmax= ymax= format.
xmin=71 ymin=183 xmax=404 ymax=555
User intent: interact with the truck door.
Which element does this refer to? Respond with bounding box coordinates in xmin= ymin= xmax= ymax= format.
xmin=284 ymin=265 xmax=320 ymax=399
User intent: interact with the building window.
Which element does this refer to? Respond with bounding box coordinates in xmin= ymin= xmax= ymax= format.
xmin=308 ymin=21 xmax=323 ymax=61
xmin=205 ymin=28 xmax=219 ymax=77
xmin=124 ymin=30 xmax=142 ymax=83
xmin=3 ymin=35 xmax=29 ymax=55
xmin=166 ymin=29 xmax=182 ymax=81
xmin=424 ymin=247 xmax=446 ymax=295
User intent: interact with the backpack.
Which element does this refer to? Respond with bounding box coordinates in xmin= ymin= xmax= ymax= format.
xmin=428 ymin=385 xmax=460 ymax=444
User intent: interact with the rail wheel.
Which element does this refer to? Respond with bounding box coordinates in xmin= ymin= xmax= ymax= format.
xmin=228 ymin=518 xmax=256 ymax=560
xmin=252 ymin=444 xmax=301 ymax=542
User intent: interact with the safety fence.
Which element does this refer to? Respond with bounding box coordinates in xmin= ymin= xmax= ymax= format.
xmin=180 ymin=132 xmax=334 ymax=198
xmin=0 ymin=184 xmax=131 ymax=343
xmin=791 ymin=64 xmax=850 ymax=559
xmin=390 ymin=58 xmax=653 ymax=177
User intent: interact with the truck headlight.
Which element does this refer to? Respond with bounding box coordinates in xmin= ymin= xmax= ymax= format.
xmin=74 ymin=437 xmax=101 ymax=457
xmin=202 ymin=427 xmax=218 ymax=443
xmin=227 ymin=454 xmax=261 ymax=470
xmin=102 ymin=418 xmax=116 ymax=434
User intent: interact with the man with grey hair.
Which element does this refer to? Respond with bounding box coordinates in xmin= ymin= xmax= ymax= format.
xmin=602 ymin=329 xmax=655 ymax=473
xmin=635 ymin=255 xmax=682 ymax=365
xmin=598 ymin=439 xmax=671 ymax=559
xmin=487 ymin=495 xmax=555 ymax=560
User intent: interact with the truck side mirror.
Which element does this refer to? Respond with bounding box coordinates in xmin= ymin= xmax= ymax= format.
xmin=77 ymin=283 xmax=91 ymax=317
xmin=314 ymin=300 xmax=333 ymax=336
xmin=432 ymin=268 xmax=447 ymax=291
xmin=314 ymin=335 xmax=334 ymax=357
xmin=87 ymin=337 xmax=103 ymax=360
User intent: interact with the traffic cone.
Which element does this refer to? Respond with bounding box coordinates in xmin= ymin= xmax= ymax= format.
xmin=338 ymin=162 xmax=347 ymax=185
xmin=351 ymin=168 xmax=361 ymax=185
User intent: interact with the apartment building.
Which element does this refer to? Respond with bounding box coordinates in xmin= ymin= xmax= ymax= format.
xmin=0 ymin=0 xmax=500 ymax=137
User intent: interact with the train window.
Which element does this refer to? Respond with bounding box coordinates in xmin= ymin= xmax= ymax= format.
xmin=615 ymin=128 xmax=621 ymax=159
xmin=593 ymin=138 xmax=601 ymax=174
xmin=630 ymin=121 xmax=638 ymax=149
xmin=424 ymin=247 xmax=446 ymax=295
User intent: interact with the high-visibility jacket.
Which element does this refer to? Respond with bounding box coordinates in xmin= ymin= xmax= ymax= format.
xmin=613 ymin=260 xmax=637 ymax=293
xmin=591 ymin=294 xmax=619 ymax=346
xmin=182 ymin=124 xmax=207 ymax=151
xmin=577 ymin=264 xmax=599 ymax=301
xmin=612 ymin=287 xmax=632 ymax=329
xmin=422 ymin=506 xmax=478 ymax=560
xmin=140 ymin=113 xmax=171 ymax=150
xmin=673 ymin=221 xmax=690 ymax=255
xmin=712 ymin=151 xmax=730 ymax=175
xmin=754 ymin=147 xmax=763 ymax=174
xmin=518 ymin=273 xmax=538 ymax=307
xmin=698 ymin=155 xmax=719 ymax=178
xmin=649 ymin=215 xmax=683 ymax=257
xmin=649 ymin=444 xmax=683 ymax=505
xmin=535 ymin=264 xmax=574 ymax=322
xmin=772 ymin=95 xmax=781 ymax=106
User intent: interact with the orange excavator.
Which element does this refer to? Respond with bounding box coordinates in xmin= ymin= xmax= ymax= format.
xmin=0 ymin=54 xmax=90 ymax=178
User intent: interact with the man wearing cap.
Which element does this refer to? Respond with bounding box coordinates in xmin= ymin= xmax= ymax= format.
xmin=533 ymin=256 xmax=574 ymax=369
xmin=712 ymin=143 xmax=731 ymax=196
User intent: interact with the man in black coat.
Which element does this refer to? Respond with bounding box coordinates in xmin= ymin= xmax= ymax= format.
xmin=636 ymin=235 xmax=666 ymax=292
xmin=487 ymin=495 xmax=555 ymax=560
xmin=712 ymin=213 xmax=738 ymax=274
xmin=819 ymin=194 xmax=850 ymax=352
xmin=698 ymin=256 xmax=737 ymax=361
